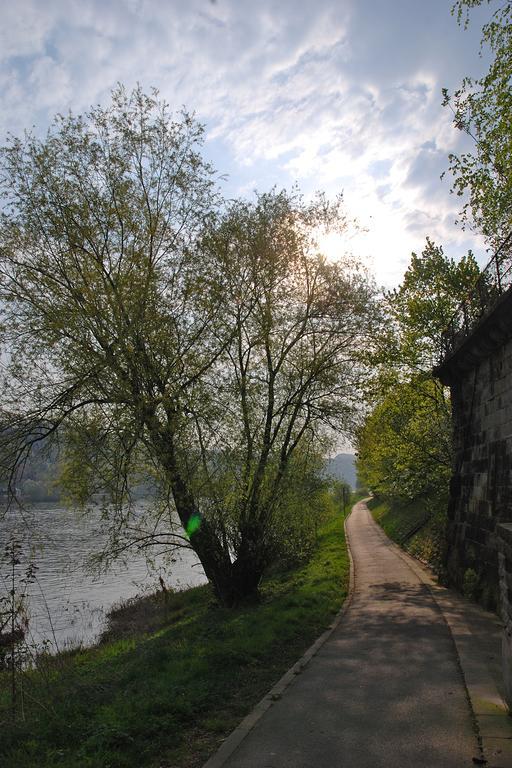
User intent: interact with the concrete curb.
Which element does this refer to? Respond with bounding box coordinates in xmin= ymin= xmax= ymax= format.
xmin=372 ymin=518 xmax=512 ymax=768
xmin=202 ymin=504 xmax=358 ymax=768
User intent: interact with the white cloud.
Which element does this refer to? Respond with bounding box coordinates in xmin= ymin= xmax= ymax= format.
xmin=0 ymin=0 xmax=491 ymax=286
xmin=27 ymin=56 xmax=72 ymax=110
xmin=0 ymin=0 xmax=55 ymax=61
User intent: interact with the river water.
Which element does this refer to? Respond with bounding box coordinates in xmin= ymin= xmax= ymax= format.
xmin=0 ymin=501 xmax=206 ymax=652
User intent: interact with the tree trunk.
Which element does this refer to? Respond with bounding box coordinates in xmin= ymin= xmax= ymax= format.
xmin=225 ymin=521 xmax=267 ymax=605
xmin=188 ymin=521 xmax=266 ymax=607
xmin=147 ymin=416 xmax=268 ymax=607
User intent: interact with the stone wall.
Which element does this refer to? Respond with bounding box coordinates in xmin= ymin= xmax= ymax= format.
xmin=497 ymin=523 xmax=512 ymax=704
xmin=435 ymin=289 xmax=512 ymax=610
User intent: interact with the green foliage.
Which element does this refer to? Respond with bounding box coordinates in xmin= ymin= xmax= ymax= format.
xmin=369 ymin=497 xmax=448 ymax=574
xmin=263 ymin=452 xmax=331 ymax=566
xmin=357 ymin=378 xmax=452 ymax=504
xmin=0 ymin=86 xmax=376 ymax=604
xmin=444 ymin=1 xmax=512 ymax=242
xmin=357 ymin=240 xmax=478 ymax=509
xmin=463 ymin=567 xmax=480 ymax=599
xmin=0 ymin=499 xmax=349 ymax=768
xmin=370 ymin=238 xmax=480 ymax=381
xmin=330 ymin=479 xmax=351 ymax=514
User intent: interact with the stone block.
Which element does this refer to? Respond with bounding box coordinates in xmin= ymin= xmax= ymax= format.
xmin=502 ymin=630 xmax=512 ymax=710
xmin=497 ymin=524 xmax=512 ymax=546
xmin=437 ymin=328 xmax=512 ymax=611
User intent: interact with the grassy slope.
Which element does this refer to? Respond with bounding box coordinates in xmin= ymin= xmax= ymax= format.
xmin=368 ymin=496 xmax=447 ymax=574
xmin=0 ymin=505 xmax=350 ymax=768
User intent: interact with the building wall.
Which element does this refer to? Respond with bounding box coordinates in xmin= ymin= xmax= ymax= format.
xmin=437 ymin=292 xmax=512 ymax=610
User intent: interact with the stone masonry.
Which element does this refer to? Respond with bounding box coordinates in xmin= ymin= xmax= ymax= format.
xmin=435 ymin=289 xmax=512 ymax=612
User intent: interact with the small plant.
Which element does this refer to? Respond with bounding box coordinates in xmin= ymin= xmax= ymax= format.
xmin=0 ymin=536 xmax=37 ymax=720
xmin=463 ymin=567 xmax=479 ymax=600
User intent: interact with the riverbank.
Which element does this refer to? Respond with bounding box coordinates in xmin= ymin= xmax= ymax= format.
xmin=0 ymin=500 xmax=207 ymax=650
xmin=0 ymin=500 xmax=350 ymax=768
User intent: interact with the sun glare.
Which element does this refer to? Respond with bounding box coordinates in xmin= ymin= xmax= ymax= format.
xmin=316 ymin=231 xmax=347 ymax=264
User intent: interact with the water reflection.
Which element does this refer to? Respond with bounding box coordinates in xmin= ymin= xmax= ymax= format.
xmin=0 ymin=501 xmax=206 ymax=651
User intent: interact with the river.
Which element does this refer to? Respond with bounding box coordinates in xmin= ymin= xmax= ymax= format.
xmin=0 ymin=501 xmax=206 ymax=653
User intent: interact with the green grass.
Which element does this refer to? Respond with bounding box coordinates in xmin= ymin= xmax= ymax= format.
xmin=368 ymin=496 xmax=447 ymax=574
xmin=0 ymin=506 xmax=350 ymax=768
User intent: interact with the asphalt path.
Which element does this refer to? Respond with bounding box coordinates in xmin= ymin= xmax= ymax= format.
xmin=219 ymin=500 xmax=479 ymax=767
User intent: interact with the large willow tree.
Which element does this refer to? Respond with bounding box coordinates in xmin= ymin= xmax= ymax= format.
xmin=0 ymin=87 xmax=375 ymax=605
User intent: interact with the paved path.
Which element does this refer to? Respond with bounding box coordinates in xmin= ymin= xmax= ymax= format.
xmin=215 ymin=500 xmax=479 ymax=767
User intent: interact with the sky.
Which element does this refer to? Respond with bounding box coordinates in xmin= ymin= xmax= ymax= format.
xmin=0 ymin=0 xmax=495 ymax=288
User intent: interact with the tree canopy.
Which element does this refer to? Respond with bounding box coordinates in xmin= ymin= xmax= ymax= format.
xmin=364 ymin=238 xmax=480 ymax=392
xmin=0 ymin=86 xmax=376 ymax=605
xmin=357 ymin=378 xmax=452 ymax=502
xmin=357 ymin=240 xmax=479 ymax=510
xmin=443 ymin=0 xmax=512 ymax=244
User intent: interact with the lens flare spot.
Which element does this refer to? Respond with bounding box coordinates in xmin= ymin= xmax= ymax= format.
xmin=186 ymin=512 xmax=202 ymax=538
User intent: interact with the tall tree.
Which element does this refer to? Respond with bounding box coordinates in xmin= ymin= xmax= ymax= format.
xmin=192 ymin=191 xmax=375 ymax=597
xmin=0 ymin=87 xmax=375 ymax=605
xmin=356 ymin=378 xmax=452 ymax=503
xmin=365 ymin=239 xmax=479 ymax=391
xmin=357 ymin=240 xmax=479 ymax=506
xmin=443 ymin=0 xmax=512 ymax=244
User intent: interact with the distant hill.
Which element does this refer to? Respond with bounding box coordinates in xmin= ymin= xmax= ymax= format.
xmin=324 ymin=453 xmax=357 ymax=490
xmin=3 ymin=441 xmax=360 ymax=500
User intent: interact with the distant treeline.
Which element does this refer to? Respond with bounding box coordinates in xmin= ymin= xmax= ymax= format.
xmin=0 ymin=442 xmax=60 ymax=502
xmin=1 ymin=445 xmax=357 ymax=503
